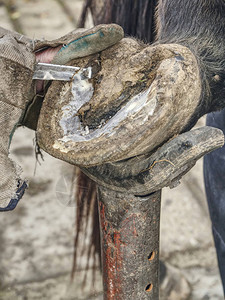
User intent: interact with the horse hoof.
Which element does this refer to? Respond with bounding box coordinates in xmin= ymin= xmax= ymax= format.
xmin=37 ymin=38 xmax=201 ymax=167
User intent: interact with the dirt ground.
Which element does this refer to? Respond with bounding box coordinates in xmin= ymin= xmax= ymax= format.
xmin=0 ymin=0 xmax=224 ymax=299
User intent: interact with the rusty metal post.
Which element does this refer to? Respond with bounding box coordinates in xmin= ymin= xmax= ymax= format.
xmin=97 ymin=186 xmax=161 ymax=300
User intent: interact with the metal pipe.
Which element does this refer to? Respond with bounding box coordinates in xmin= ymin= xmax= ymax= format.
xmin=97 ymin=186 xmax=161 ymax=300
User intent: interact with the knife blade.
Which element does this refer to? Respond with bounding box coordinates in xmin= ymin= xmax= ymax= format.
xmin=33 ymin=62 xmax=92 ymax=81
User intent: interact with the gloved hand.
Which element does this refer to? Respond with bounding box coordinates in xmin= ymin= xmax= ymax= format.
xmin=0 ymin=24 xmax=124 ymax=211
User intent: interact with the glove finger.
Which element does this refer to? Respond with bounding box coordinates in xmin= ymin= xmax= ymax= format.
xmin=34 ymin=24 xmax=124 ymax=65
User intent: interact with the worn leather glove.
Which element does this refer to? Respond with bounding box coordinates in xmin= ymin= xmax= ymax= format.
xmin=0 ymin=24 xmax=124 ymax=211
xmin=0 ymin=27 xmax=35 ymax=211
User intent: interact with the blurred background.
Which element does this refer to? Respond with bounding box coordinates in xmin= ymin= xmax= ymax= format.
xmin=0 ymin=0 xmax=223 ymax=299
